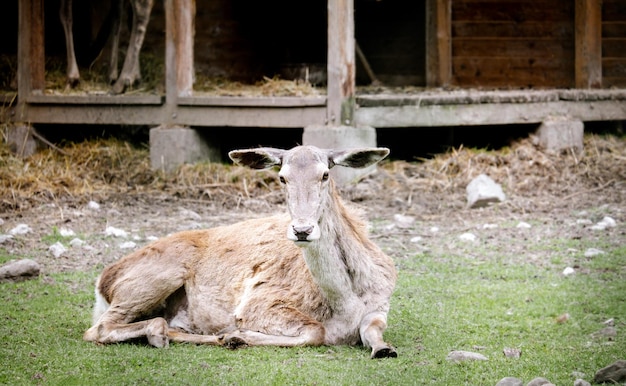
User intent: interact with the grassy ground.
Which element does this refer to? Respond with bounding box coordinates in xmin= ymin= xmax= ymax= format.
xmin=1 ymin=241 xmax=624 ymax=385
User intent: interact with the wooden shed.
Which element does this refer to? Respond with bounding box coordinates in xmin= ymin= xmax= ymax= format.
xmin=3 ymin=0 xmax=626 ymax=157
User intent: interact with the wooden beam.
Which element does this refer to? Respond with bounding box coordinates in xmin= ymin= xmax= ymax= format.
xmin=575 ymin=0 xmax=602 ymax=88
xmin=17 ymin=0 xmax=45 ymax=97
xmin=426 ymin=0 xmax=452 ymax=87
xmin=165 ymin=0 xmax=195 ymax=117
xmin=327 ymin=0 xmax=355 ymax=126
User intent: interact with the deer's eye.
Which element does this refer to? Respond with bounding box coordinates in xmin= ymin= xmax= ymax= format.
xmin=279 ymin=176 xmax=286 ymax=184
xmin=322 ymin=172 xmax=329 ymax=181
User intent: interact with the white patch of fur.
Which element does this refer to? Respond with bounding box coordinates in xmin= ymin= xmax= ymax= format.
xmin=92 ymin=276 xmax=110 ymax=325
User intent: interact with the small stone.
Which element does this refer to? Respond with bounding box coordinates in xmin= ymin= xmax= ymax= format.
xmin=591 ymin=216 xmax=617 ymax=231
xmin=562 ymin=267 xmax=575 ymax=276
xmin=119 ymin=241 xmax=137 ymax=250
xmin=516 ymin=221 xmax=532 ymax=229
xmin=459 ymin=232 xmax=478 ymax=242
xmin=179 ymin=208 xmax=202 ymax=220
xmin=584 ymin=248 xmax=605 ymax=258
xmin=526 ymin=377 xmax=552 ymax=386
xmin=446 ymin=350 xmax=488 ymax=362
xmin=87 ymin=201 xmax=101 ymax=210
xmin=591 ymin=326 xmax=617 ymax=340
xmin=503 ymin=347 xmax=522 ymax=359
xmin=0 ymin=259 xmax=41 ymax=282
xmin=603 ymin=318 xmax=615 ymax=326
xmin=0 ymin=218 xmax=4 ymax=225
xmin=466 ymin=174 xmax=506 ymax=208
xmin=483 ymin=223 xmax=498 ymax=229
xmin=48 ymin=242 xmax=67 ymax=258
xmin=9 ymin=224 xmax=32 ymax=235
xmin=0 ymin=234 xmax=14 ymax=244
xmin=59 ymin=228 xmax=76 ymax=237
xmin=429 ymin=226 xmax=439 ymax=233
xmin=393 ymin=214 xmax=415 ymax=228
xmin=105 ymin=226 xmax=128 ymax=238
xmin=410 ymin=236 xmax=422 ymax=243
xmin=576 ymin=219 xmax=593 ymax=225
xmin=69 ymin=238 xmax=84 ymax=247
xmin=593 ymin=360 xmax=626 ymax=383
xmin=495 ymin=377 xmax=523 ymax=386
xmin=573 ymin=379 xmax=591 ymax=386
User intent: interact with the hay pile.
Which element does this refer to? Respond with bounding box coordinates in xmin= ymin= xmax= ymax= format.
xmin=1 ymin=134 xmax=625 ymax=213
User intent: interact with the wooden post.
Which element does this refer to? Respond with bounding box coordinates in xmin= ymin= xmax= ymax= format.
xmin=165 ymin=0 xmax=195 ymax=108
xmin=17 ymin=0 xmax=45 ymax=97
xmin=426 ymin=0 xmax=452 ymax=87
xmin=327 ymin=0 xmax=355 ymax=126
xmin=575 ymin=0 xmax=602 ymax=88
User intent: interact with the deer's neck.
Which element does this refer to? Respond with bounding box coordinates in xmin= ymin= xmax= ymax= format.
xmin=300 ymin=187 xmax=375 ymax=308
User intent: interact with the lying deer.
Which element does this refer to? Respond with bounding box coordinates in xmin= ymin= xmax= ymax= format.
xmin=83 ymin=145 xmax=398 ymax=358
xmin=60 ymin=0 xmax=153 ymax=94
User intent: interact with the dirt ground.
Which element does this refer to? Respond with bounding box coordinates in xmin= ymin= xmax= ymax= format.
xmin=0 ymin=134 xmax=625 ymax=277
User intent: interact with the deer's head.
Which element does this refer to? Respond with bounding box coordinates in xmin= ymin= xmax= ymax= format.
xmin=229 ymin=146 xmax=389 ymax=243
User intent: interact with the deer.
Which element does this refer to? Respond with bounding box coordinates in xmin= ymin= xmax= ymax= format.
xmin=59 ymin=0 xmax=153 ymax=94
xmin=83 ymin=145 xmax=398 ymax=359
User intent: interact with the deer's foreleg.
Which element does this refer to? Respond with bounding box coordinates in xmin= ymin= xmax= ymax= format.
xmin=359 ymin=312 xmax=397 ymax=359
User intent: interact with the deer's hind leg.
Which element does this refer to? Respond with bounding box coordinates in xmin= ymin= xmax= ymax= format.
xmin=83 ymin=270 xmax=185 ymax=347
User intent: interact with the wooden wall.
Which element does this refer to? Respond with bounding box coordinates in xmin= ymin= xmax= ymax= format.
xmin=603 ymin=0 xmax=626 ymax=87
xmin=450 ymin=0 xmax=575 ymax=88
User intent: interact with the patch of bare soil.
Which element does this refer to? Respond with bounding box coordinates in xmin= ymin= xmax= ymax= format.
xmin=0 ymin=134 xmax=624 ymax=276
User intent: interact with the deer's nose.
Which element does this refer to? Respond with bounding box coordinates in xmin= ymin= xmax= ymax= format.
xmin=293 ymin=224 xmax=314 ymax=241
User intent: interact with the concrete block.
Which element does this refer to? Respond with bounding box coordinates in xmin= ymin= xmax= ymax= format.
xmin=303 ymin=125 xmax=379 ymax=184
xmin=150 ymin=125 xmax=221 ymax=172
xmin=535 ymin=118 xmax=584 ymax=152
xmin=5 ymin=124 xmax=39 ymax=158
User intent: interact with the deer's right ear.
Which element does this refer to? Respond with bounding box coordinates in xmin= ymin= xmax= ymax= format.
xmin=229 ymin=148 xmax=284 ymax=169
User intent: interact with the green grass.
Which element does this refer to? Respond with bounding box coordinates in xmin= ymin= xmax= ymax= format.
xmin=1 ymin=244 xmax=624 ymax=385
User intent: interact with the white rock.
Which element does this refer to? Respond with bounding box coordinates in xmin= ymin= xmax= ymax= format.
xmin=105 ymin=226 xmax=128 ymax=238
xmin=584 ymin=248 xmax=605 ymax=258
xmin=9 ymin=224 xmax=32 ymax=235
xmin=0 ymin=218 xmax=4 ymax=226
xmin=146 ymin=236 xmax=159 ymax=241
xmin=119 ymin=241 xmax=137 ymax=249
xmin=563 ymin=267 xmax=576 ymax=276
xmin=410 ymin=236 xmax=422 ymax=243
xmin=87 ymin=201 xmax=101 ymax=210
xmin=483 ymin=223 xmax=498 ymax=229
xmin=446 ymin=350 xmax=488 ymax=362
xmin=393 ymin=214 xmax=415 ymax=228
xmin=516 ymin=221 xmax=532 ymax=229
xmin=576 ymin=219 xmax=593 ymax=225
xmin=59 ymin=228 xmax=76 ymax=237
xmin=179 ymin=208 xmax=202 ymax=220
xmin=0 ymin=234 xmax=14 ymax=244
xmin=48 ymin=242 xmax=67 ymax=258
xmin=591 ymin=216 xmax=618 ymax=230
xmin=430 ymin=226 xmax=439 ymax=233
xmin=69 ymin=238 xmax=84 ymax=247
xmin=459 ymin=232 xmax=478 ymax=242
xmin=466 ymin=174 xmax=506 ymax=208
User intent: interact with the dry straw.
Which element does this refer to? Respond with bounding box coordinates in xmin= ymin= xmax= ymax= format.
xmin=1 ymin=133 xmax=625 ymax=213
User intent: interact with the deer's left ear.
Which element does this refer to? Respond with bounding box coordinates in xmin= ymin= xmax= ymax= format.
xmin=329 ymin=148 xmax=390 ymax=169
xmin=229 ymin=147 xmax=285 ymax=169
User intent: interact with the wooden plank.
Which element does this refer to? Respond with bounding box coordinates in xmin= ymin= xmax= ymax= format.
xmin=17 ymin=0 xmax=45 ymax=97
xmin=354 ymin=100 xmax=626 ymax=128
xmin=426 ymin=0 xmax=452 ymax=87
xmin=452 ymin=1 xmax=573 ymax=22
xmin=453 ymin=21 xmax=573 ymax=39
xmin=602 ymin=22 xmax=626 ymax=38
xmin=178 ymin=96 xmax=326 ymax=107
xmin=452 ymin=39 xmax=574 ymax=58
xmin=603 ymin=58 xmax=626 ymax=78
xmin=174 ymin=0 xmax=195 ymax=97
xmin=575 ymin=0 xmax=602 ymax=88
xmin=327 ymin=0 xmax=355 ymax=125
xmin=23 ymin=94 xmax=164 ymax=105
xmin=602 ymin=0 xmax=626 ymax=22
xmin=602 ymin=39 xmax=626 ymax=58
